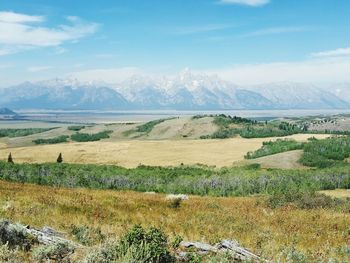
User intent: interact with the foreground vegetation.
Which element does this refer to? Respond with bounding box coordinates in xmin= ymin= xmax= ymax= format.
xmin=0 ymin=181 xmax=349 ymax=262
xmin=245 ymin=139 xmax=304 ymax=159
xmin=0 ymin=128 xmax=55 ymax=138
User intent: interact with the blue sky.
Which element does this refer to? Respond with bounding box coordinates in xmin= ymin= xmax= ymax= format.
xmin=1 ymin=0 xmax=350 ymax=86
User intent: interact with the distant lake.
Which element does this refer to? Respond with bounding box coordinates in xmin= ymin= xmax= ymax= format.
xmin=7 ymin=109 xmax=350 ymax=124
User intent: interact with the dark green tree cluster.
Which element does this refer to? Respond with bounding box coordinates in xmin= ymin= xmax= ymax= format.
xmin=67 ymin=125 xmax=86 ymax=131
xmin=0 ymin=128 xmax=55 ymax=138
xmin=245 ymin=139 xmax=304 ymax=159
xmin=70 ymin=130 xmax=112 ymax=142
xmin=300 ymin=136 xmax=350 ymax=168
xmin=33 ymin=135 xmax=69 ymax=145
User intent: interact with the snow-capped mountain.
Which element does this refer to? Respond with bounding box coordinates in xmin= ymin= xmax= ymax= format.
xmin=1 ymin=72 xmax=350 ymax=110
xmin=248 ymin=82 xmax=350 ymax=109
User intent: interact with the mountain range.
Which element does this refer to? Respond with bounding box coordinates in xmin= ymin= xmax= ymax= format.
xmin=0 ymin=70 xmax=349 ymax=110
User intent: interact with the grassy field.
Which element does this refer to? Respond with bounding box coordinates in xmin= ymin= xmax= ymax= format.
xmin=243 ymin=150 xmax=306 ymax=169
xmin=320 ymin=189 xmax=350 ymax=199
xmin=0 ymin=181 xmax=349 ymax=262
xmin=0 ymin=134 xmax=329 ymax=167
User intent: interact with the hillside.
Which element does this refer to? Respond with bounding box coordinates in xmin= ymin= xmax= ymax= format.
xmin=0 ymin=180 xmax=348 ymax=262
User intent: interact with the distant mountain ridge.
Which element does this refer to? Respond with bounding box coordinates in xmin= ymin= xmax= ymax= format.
xmin=0 ymin=72 xmax=350 ymax=110
xmin=0 ymin=107 xmax=17 ymax=115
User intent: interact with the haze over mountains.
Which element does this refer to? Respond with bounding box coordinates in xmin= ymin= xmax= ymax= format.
xmin=1 ymin=70 xmax=349 ymax=110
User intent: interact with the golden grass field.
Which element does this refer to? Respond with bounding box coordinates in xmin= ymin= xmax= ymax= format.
xmin=243 ymin=150 xmax=307 ymax=169
xmin=320 ymin=189 xmax=350 ymax=199
xmin=0 ymin=181 xmax=349 ymax=261
xmin=0 ymin=134 xmax=329 ymax=168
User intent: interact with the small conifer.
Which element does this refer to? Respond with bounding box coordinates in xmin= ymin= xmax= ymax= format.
xmin=7 ymin=153 xmax=13 ymax=163
xmin=57 ymin=153 xmax=63 ymax=163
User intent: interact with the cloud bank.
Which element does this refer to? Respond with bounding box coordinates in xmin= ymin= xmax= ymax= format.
xmin=0 ymin=11 xmax=98 ymax=55
xmin=201 ymin=57 xmax=350 ymax=85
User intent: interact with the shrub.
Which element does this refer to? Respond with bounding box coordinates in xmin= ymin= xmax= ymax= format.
xmin=118 ymin=225 xmax=174 ymax=262
xmin=82 ymin=225 xmax=175 ymax=263
xmin=32 ymin=242 xmax=73 ymax=262
xmin=184 ymin=253 xmax=202 ymax=263
xmin=0 ymin=244 xmax=23 ymax=263
xmin=71 ymin=225 xmax=105 ymax=246
xmin=171 ymin=235 xmax=183 ymax=249
xmin=168 ymin=198 xmax=182 ymax=209
xmin=283 ymin=247 xmax=307 ymax=263
xmin=267 ymin=190 xmax=346 ymax=210
xmin=243 ymin=163 xmax=261 ymax=170
xmin=82 ymin=239 xmax=119 ymax=263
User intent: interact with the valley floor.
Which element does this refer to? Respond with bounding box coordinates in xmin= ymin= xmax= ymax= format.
xmin=0 ymin=134 xmax=329 ymax=168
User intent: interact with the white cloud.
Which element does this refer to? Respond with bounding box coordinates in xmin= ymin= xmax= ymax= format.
xmin=0 ymin=11 xmax=98 ymax=56
xmin=220 ymin=0 xmax=270 ymax=7
xmin=71 ymin=67 xmax=143 ymax=83
xmin=240 ymin=26 xmax=311 ymax=38
xmin=199 ymin=57 xmax=350 ymax=85
xmin=0 ymin=11 xmax=44 ymax=23
xmin=311 ymin=47 xmax=350 ymax=58
xmin=27 ymin=66 xmax=53 ymax=72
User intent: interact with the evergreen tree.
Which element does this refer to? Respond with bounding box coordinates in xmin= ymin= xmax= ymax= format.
xmin=7 ymin=153 xmax=13 ymax=163
xmin=57 ymin=153 xmax=63 ymax=163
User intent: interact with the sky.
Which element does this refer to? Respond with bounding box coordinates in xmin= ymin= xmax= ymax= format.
xmin=1 ymin=0 xmax=350 ymax=86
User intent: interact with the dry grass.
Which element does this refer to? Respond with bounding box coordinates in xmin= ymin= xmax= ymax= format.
xmin=319 ymin=189 xmax=350 ymax=199
xmin=146 ymin=116 xmax=218 ymax=139
xmin=243 ymin=150 xmax=307 ymax=169
xmin=0 ymin=134 xmax=329 ymax=168
xmin=0 ymin=181 xmax=348 ymax=261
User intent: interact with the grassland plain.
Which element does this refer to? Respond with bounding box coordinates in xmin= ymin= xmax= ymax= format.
xmin=0 ymin=134 xmax=329 ymax=168
xmin=0 ymin=181 xmax=349 ymax=262
xmin=243 ymin=150 xmax=307 ymax=169
xmin=320 ymin=189 xmax=350 ymax=199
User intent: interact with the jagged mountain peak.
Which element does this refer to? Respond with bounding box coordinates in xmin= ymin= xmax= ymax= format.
xmin=1 ymin=74 xmax=350 ymax=110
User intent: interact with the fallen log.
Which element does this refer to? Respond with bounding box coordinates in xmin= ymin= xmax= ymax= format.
xmin=179 ymin=239 xmax=267 ymax=262
xmin=0 ymin=220 xmax=80 ymax=248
